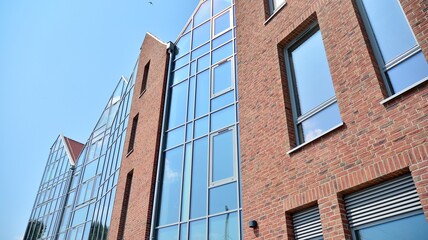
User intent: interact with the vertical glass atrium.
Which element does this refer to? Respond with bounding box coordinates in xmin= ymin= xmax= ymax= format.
xmin=153 ymin=0 xmax=242 ymax=239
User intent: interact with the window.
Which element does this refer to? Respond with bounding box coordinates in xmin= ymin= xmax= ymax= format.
xmin=140 ymin=61 xmax=150 ymax=94
xmin=127 ymin=114 xmax=138 ymax=153
xmin=292 ymin=206 xmax=323 ymax=240
xmin=284 ymin=25 xmax=342 ymax=145
xmin=270 ymin=0 xmax=285 ymax=13
xmin=345 ymin=174 xmax=428 ymax=240
xmin=357 ymin=0 xmax=428 ymax=96
xmin=117 ymin=170 xmax=133 ymax=240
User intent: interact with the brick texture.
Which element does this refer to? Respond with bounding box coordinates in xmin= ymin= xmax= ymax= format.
xmin=235 ymin=0 xmax=428 ymax=239
xmin=108 ymin=34 xmax=168 ymax=240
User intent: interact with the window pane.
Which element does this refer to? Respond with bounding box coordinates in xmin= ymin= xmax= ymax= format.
xmin=189 ymin=219 xmax=206 ymax=240
xmin=157 ymin=225 xmax=178 ymax=240
xmin=180 ymin=224 xmax=188 ymax=240
xmin=209 ymin=212 xmax=239 ymax=240
xmin=213 ymin=59 xmax=232 ymax=94
xmin=181 ymin=144 xmax=192 ymax=221
xmin=166 ymin=126 xmax=185 ymax=149
xmin=272 ymin=0 xmax=285 ymax=10
xmin=174 ymin=54 xmax=190 ymax=70
xmin=187 ymin=77 xmax=196 ymax=120
xmin=190 ymin=61 xmax=196 ymax=76
xmin=158 ymin=147 xmax=183 ymax=226
xmin=212 ymin=130 xmax=234 ymax=182
xmin=197 ymin=54 xmax=210 ymax=72
xmin=83 ymin=161 xmax=97 ymax=182
xmin=214 ymin=11 xmax=230 ymax=36
xmin=362 ymin=0 xmax=417 ymax=63
xmin=211 ymin=91 xmax=234 ymax=111
xmin=387 ymin=51 xmax=428 ymax=93
xmin=291 ymin=30 xmax=335 ymax=114
xmin=300 ymin=102 xmax=341 ymax=142
xmin=195 ymin=70 xmax=210 ymax=118
xmin=172 ymin=65 xmax=189 ymax=85
xmin=194 ymin=116 xmax=208 ymax=138
xmin=168 ymin=81 xmax=188 ymax=129
xmin=355 ymin=213 xmax=428 ymax=240
xmin=211 ymin=105 xmax=235 ymax=132
xmin=213 ymin=30 xmax=233 ymax=49
xmin=212 ymin=41 xmax=233 ymax=64
xmin=72 ymin=207 xmax=88 ymax=226
xmin=190 ymin=138 xmax=208 ymax=219
xmin=194 ymin=0 xmax=210 ymax=26
xmin=192 ymin=43 xmax=210 ymax=60
xmin=186 ymin=123 xmax=193 ymax=142
xmin=209 ymin=182 xmax=237 ymax=214
xmin=176 ymin=33 xmax=191 ymax=58
xmin=213 ymin=0 xmax=231 ymax=16
xmin=192 ymin=22 xmax=210 ymax=48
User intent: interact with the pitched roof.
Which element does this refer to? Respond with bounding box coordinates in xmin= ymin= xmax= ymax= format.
xmin=63 ymin=136 xmax=85 ymax=164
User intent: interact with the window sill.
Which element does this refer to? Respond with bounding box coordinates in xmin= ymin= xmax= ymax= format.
xmin=139 ymin=89 xmax=147 ymax=99
xmin=264 ymin=2 xmax=286 ymax=25
xmin=287 ymin=122 xmax=344 ymax=155
xmin=380 ymin=77 xmax=428 ymax=105
xmin=126 ymin=149 xmax=134 ymax=157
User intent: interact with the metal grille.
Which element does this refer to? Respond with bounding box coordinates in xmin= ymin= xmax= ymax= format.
xmin=293 ymin=207 xmax=323 ymax=240
xmin=344 ymin=174 xmax=422 ymax=227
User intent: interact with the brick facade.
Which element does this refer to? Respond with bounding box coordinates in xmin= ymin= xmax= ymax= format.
xmin=235 ymin=0 xmax=427 ymax=239
xmin=109 ymin=33 xmax=168 ymax=240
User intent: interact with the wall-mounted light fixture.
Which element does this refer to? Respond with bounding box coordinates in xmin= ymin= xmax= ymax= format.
xmin=249 ymin=220 xmax=258 ymax=229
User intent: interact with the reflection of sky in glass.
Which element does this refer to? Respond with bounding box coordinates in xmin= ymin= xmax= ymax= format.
xmin=212 ymin=130 xmax=234 ymax=181
xmin=300 ymin=102 xmax=341 ymax=142
xmin=192 ymin=22 xmax=210 ymax=48
xmin=194 ymin=0 xmax=210 ymax=26
xmin=168 ymin=81 xmax=188 ymax=129
xmin=211 ymin=105 xmax=235 ymax=132
xmin=387 ymin=51 xmax=428 ymax=93
xmin=209 ymin=182 xmax=237 ymax=214
xmin=190 ymin=138 xmax=208 ymax=219
xmin=213 ymin=0 xmax=231 ymax=16
xmin=213 ymin=60 xmax=232 ymax=94
xmin=214 ymin=11 xmax=230 ymax=36
xmin=157 ymin=225 xmax=178 ymax=240
xmin=209 ymin=212 xmax=239 ymax=240
xmin=189 ymin=219 xmax=206 ymax=240
xmin=291 ymin=30 xmax=335 ymax=115
xmin=176 ymin=33 xmax=191 ymax=58
xmin=356 ymin=214 xmax=428 ymax=240
xmin=362 ymin=0 xmax=416 ymax=63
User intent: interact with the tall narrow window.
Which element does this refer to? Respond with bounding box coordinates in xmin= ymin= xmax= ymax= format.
xmin=357 ymin=0 xmax=428 ymax=95
xmin=270 ymin=0 xmax=285 ymax=13
xmin=117 ymin=170 xmax=133 ymax=240
xmin=285 ymin=25 xmax=342 ymax=145
xmin=140 ymin=61 xmax=150 ymax=94
xmin=128 ymin=114 xmax=138 ymax=153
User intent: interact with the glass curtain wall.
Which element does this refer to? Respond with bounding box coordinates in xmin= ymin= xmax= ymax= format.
xmin=57 ymin=65 xmax=136 ymax=240
xmin=154 ymin=0 xmax=242 ymax=239
xmin=25 ymin=136 xmax=75 ymax=240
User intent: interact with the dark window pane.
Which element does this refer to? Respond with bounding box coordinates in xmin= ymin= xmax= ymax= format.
xmin=194 ymin=0 xmax=210 ymax=26
xmin=168 ymin=81 xmax=188 ymax=129
xmin=213 ymin=30 xmax=233 ymax=49
xmin=195 ymin=70 xmax=210 ymax=118
xmin=362 ymin=0 xmax=417 ymax=63
xmin=211 ymin=105 xmax=235 ymax=132
xmin=387 ymin=51 xmax=428 ymax=93
xmin=194 ymin=116 xmax=208 ymax=138
xmin=166 ymin=126 xmax=185 ymax=149
xmin=300 ymin=102 xmax=341 ymax=142
xmin=212 ymin=41 xmax=233 ymax=64
xmin=213 ymin=0 xmax=231 ymax=16
xmin=211 ymin=91 xmax=234 ymax=111
xmin=209 ymin=182 xmax=237 ymax=214
xmin=192 ymin=22 xmax=210 ymax=48
xmin=157 ymin=225 xmax=178 ymax=240
xmin=176 ymin=33 xmax=191 ymax=58
xmin=291 ymin=30 xmax=335 ymax=114
xmin=209 ymin=212 xmax=239 ymax=240
xmin=158 ymin=147 xmax=183 ymax=226
xmin=190 ymin=138 xmax=208 ymax=219
xmin=212 ymin=129 xmax=234 ymax=182
xmin=189 ymin=219 xmax=206 ymax=240
xmin=356 ymin=213 xmax=428 ymax=240
xmin=213 ymin=59 xmax=232 ymax=95
xmin=214 ymin=11 xmax=230 ymax=36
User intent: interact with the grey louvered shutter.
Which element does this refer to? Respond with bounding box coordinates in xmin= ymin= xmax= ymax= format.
xmin=293 ymin=207 xmax=323 ymax=240
xmin=344 ymin=174 xmax=422 ymax=227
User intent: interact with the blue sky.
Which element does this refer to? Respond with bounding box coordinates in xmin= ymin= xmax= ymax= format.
xmin=0 ymin=0 xmax=199 ymax=239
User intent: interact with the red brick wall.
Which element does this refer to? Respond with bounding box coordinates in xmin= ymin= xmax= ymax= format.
xmin=235 ymin=0 xmax=428 ymax=239
xmin=108 ymin=33 xmax=168 ymax=240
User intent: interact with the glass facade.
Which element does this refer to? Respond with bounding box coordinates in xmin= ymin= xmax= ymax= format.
xmin=153 ymin=0 xmax=242 ymax=239
xmin=25 ymin=62 xmax=136 ymax=240
xmin=25 ymin=136 xmax=75 ymax=240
